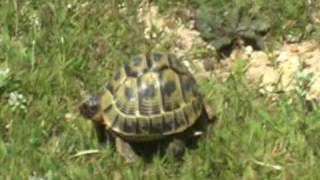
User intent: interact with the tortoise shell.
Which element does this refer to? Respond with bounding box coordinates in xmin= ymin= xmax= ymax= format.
xmin=100 ymin=52 xmax=203 ymax=141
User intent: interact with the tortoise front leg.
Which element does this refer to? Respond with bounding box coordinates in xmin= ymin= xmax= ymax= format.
xmin=115 ymin=137 xmax=140 ymax=163
xmin=93 ymin=122 xmax=108 ymax=143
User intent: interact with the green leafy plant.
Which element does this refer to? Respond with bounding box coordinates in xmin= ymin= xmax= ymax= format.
xmin=293 ymin=70 xmax=312 ymax=98
xmin=195 ymin=6 xmax=270 ymax=56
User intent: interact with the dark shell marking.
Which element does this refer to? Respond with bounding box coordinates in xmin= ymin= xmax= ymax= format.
xmin=124 ymin=87 xmax=133 ymax=101
xmin=141 ymin=84 xmax=156 ymax=98
xmin=138 ymin=72 xmax=162 ymax=115
xmin=102 ymin=52 xmax=203 ymax=139
xmin=163 ymin=81 xmax=176 ymax=97
xmin=125 ymin=54 xmax=149 ymax=77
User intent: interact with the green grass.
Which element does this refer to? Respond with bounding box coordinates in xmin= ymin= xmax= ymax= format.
xmin=1 ymin=0 xmax=320 ymax=179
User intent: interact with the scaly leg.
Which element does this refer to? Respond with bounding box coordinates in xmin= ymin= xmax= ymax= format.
xmin=115 ymin=137 xmax=140 ymax=163
xmin=167 ymin=138 xmax=186 ymax=157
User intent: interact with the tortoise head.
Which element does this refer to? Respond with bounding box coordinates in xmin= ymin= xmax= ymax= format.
xmin=79 ymin=95 xmax=101 ymax=119
xmin=79 ymin=91 xmax=113 ymax=121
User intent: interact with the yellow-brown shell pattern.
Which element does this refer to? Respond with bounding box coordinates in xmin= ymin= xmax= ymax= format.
xmin=103 ymin=52 xmax=203 ymax=140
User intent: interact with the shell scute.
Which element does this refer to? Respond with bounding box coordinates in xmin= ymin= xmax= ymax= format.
xmin=149 ymin=52 xmax=169 ymax=72
xmin=119 ymin=116 xmax=137 ymax=134
xmin=168 ymin=54 xmax=189 ymax=74
xmin=106 ymin=68 xmax=127 ymax=94
xmin=163 ymin=112 xmax=175 ymax=132
xmin=138 ymin=72 xmax=162 ymax=115
xmin=125 ymin=54 xmax=148 ymax=77
xmin=114 ymin=77 xmax=138 ymax=115
xmin=138 ymin=117 xmax=150 ymax=134
xmin=173 ymin=110 xmax=187 ymax=131
xmin=179 ymin=75 xmax=198 ymax=103
xmin=148 ymin=115 xmax=164 ymax=134
xmin=160 ymin=69 xmax=184 ymax=111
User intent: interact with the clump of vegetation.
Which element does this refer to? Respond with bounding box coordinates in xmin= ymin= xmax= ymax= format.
xmin=293 ymin=70 xmax=313 ymax=98
xmin=0 ymin=62 xmax=10 ymax=89
xmin=195 ymin=6 xmax=270 ymax=56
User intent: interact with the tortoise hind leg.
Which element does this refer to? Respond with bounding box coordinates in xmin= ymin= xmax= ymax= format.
xmin=167 ymin=138 xmax=186 ymax=157
xmin=115 ymin=137 xmax=140 ymax=163
xmin=203 ymin=101 xmax=215 ymax=121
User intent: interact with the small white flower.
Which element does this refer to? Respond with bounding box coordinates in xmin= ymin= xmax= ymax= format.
xmin=8 ymin=91 xmax=27 ymax=112
xmin=29 ymin=12 xmax=41 ymax=28
xmin=60 ymin=37 xmax=65 ymax=44
xmin=0 ymin=67 xmax=10 ymax=87
xmin=206 ymin=44 xmax=216 ymax=51
xmin=67 ymin=3 xmax=72 ymax=9
xmin=118 ymin=2 xmax=126 ymax=8
xmin=151 ymin=32 xmax=157 ymax=38
xmin=0 ymin=67 xmax=9 ymax=77
xmin=144 ymin=28 xmax=151 ymax=39
xmin=118 ymin=2 xmax=127 ymax=13
xmin=34 ymin=17 xmax=40 ymax=26
xmin=81 ymin=2 xmax=89 ymax=8
xmin=28 ymin=170 xmax=53 ymax=180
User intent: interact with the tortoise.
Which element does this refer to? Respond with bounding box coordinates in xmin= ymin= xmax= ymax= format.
xmin=79 ymin=52 xmax=213 ymax=162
